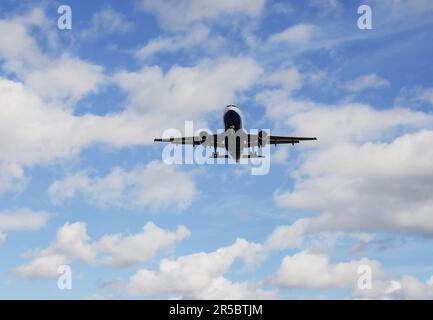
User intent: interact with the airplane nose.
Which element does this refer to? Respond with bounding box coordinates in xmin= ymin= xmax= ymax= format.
xmin=226 ymin=104 xmax=238 ymax=109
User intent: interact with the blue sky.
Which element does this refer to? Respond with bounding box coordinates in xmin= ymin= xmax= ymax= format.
xmin=1 ymin=0 xmax=433 ymax=299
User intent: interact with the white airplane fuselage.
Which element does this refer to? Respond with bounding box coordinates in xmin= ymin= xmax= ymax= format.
xmin=223 ymin=104 xmax=245 ymax=161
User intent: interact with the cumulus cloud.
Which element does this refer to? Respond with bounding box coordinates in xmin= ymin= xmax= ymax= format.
xmin=15 ymin=221 xmax=190 ymax=279
xmin=275 ymin=130 xmax=433 ymax=235
xmin=25 ymin=54 xmax=105 ymax=104
xmin=274 ymin=250 xmax=433 ymax=299
xmin=194 ymin=277 xmax=277 ymax=300
xmin=0 ymin=208 xmax=49 ymax=242
xmin=274 ymin=250 xmax=382 ymax=289
xmin=265 ymin=66 xmax=302 ymax=93
xmin=256 ymin=90 xmax=433 ymax=145
xmin=96 ymin=223 xmax=190 ymax=267
xmin=351 ymin=275 xmax=433 ymax=300
xmin=0 ymin=77 xmax=145 ymax=172
xmin=0 ymin=8 xmax=47 ymax=74
xmin=0 ymin=10 xmax=105 ymax=104
xmin=128 ymin=238 xmax=266 ymax=298
xmin=48 ymin=161 xmax=196 ymax=212
xmin=264 ymin=219 xmax=310 ymax=251
xmin=128 ymin=220 xmax=314 ymax=298
xmin=114 ymin=56 xmax=262 ymax=120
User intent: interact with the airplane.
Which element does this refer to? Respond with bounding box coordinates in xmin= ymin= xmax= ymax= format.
xmin=154 ymin=104 xmax=317 ymax=162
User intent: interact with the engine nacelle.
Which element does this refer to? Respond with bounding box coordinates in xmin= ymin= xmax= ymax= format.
xmin=198 ymin=130 xmax=211 ymax=146
xmin=258 ymin=130 xmax=268 ymax=147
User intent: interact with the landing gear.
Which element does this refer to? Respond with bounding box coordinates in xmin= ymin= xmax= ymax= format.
xmin=213 ymin=141 xmax=218 ymax=158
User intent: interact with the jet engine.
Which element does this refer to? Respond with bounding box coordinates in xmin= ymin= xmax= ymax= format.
xmin=258 ymin=130 xmax=268 ymax=147
xmin=198 ymin=130 xmax=211 ymax=146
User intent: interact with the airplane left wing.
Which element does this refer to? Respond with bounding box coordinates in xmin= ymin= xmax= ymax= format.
xmin=154 ymin=136 xmax=203 ymax=146
xmin=269 ymin=135 xmax=317 ymax=145
xmin=154 ymin=133 xmax=226 ymax=147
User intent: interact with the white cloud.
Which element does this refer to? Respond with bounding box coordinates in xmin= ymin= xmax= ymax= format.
xmin=193 ymin=277 xmax=277 ymax=300
xmin=15 ymin=221 xmax=190 ymax=279
xmin=0 ymin=9 xmax=47 ymax=75
xmin=48 ymin=161 xmax=197 ymax=212
xmin=275 ymin=250 xmax=381 ymax=289
xmin=135 ymin=27 xmax=210 ymax=59
xmin=0 ymin=209 xmax=49 ymax=231
xmin=81 ymin=7 xmax=133 ymax=38
xmin=0 ymin=10 xmax=104 ymax=104
xmin=0 ymin=162 xmax=27 ymax=194
xmin=268 ymin=24 xmax=319 ymax=44
xmin=15 ymin=254 xmax=68 ymax=279
xmin=274 ymin=249 xmax=433 ymax=299
xmin=256 ymin=91 xmax=433 ymax=145
xmin=24 ymin=54 xmax=105 ymax=104
xmin=127 ymin=219 xmax=315 ymax=298
xmin=345 ymin=73 xmax=390 ymax=93
xmin=137 ymin=0 xmax=265 ymax=31
xmin=0 ymin=208 xmax=49 ymax=242
xmin=114 ymin=56 xmax=262 ymax=120
xmin=275 ymin=130 xmax=433 ymax=235
xmin=128 ymin=238 xmax=265 ymax=297
xmin=351 ymin=275 xmax=433 ymax=300
xmin=264 ymin=219 xmax=310 ymax=251
xmin=96 ymin=222 xmax=190 ymax=266
xmin=271 ymin=147 xmax=289 ymax=164
xmin=266 ymin=66 xmax=302 ymax=93
xmin=0 ymin=77 xmax=140 ymax=165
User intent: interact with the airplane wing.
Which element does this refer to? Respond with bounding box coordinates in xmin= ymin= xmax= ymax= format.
xmin=154 ymin=136 xmax=203 ymax=146
xmin=154 ymin=133 xmax=225 ymax=147
xmin=246 ymin=133 xmax=317 ymax=147
xmin=269 ymin=135 xmax=317 ymax=145
xmin=155 ymin=134 xmax=317 ymax=147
